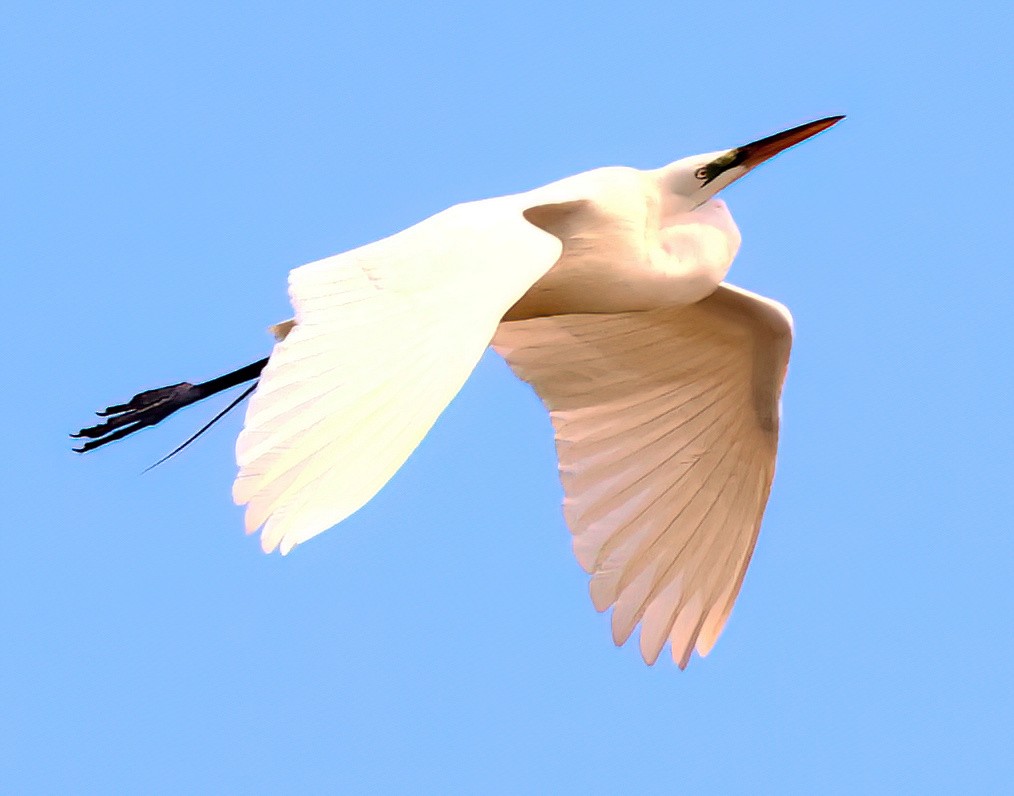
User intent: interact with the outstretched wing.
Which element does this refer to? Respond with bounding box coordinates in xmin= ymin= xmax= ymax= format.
xmin=234 ymin=197 xmax=584 ymax=555
xmin=492 ymin=284 xmax=793 ymax=667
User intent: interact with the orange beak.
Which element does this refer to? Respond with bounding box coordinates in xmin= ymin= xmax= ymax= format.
xmin=736 ymin=115 xmax=845 ymax=169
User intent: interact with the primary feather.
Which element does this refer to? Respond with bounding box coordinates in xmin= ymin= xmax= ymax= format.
xmin=493 ymin=285 xmax=792 ymax=665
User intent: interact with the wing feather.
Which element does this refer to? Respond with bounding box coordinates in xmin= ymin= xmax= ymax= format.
xmin=493 ymin=284 xmax=792 ymax=666
xmin=234 ymin=197 xmax=586 ymax=554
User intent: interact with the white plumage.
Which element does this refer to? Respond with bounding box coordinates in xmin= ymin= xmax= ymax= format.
xmin=233 ymin=196 xmax=566 ymax=555
xmin=493 ymin=287 xmax=791 ymax=665
xmin=77 ymin=116 xmax=842 ymax=667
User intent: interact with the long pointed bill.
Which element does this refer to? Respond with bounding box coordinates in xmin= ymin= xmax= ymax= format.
xmin=735 ymin=115 xmax=845 ymax=170
xmin=692 ymin=115 xmax=844 ymax=203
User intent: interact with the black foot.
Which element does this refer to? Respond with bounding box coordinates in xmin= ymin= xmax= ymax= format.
xmin=72 ymin=357 xmax=269 ymax=460
xmin=72 ymin=382 xmax=204 ymax=453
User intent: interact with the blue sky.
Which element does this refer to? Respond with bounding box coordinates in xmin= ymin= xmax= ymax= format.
xmin=4 ymin=2 xmax=1012 ymax=792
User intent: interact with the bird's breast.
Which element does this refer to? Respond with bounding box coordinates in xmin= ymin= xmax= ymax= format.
xmin=504 ymin=181 xmax=737 ymax=321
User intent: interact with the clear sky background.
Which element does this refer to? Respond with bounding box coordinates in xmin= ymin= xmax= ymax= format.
xmin=4 ymin=2 xmax=1012 ymax=793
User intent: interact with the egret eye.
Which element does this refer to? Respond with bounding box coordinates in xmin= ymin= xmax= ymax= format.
xmin=694 ymin=166 xmax=710 ymax=181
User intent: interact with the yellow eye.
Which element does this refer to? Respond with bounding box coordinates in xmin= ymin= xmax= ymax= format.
xmin=695 ymin=166 xmax=709 ymax=181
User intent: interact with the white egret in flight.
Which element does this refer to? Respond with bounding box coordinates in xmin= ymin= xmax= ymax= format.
xmin=75 ymin=116 xmax=843 ymax=667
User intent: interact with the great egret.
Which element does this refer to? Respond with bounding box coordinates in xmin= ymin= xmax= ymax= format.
xmin=74 ymin=116 xmax=843 ymax=667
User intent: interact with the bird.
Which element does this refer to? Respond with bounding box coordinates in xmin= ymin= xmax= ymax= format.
xmin=73 ymin=115 xmax=843 ymax=667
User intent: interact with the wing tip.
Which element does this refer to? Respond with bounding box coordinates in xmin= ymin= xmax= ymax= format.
xmin=259 ymin=532 xmax=278 ymax=554
xmin=640 ymin=640 xmax=663 ymax=667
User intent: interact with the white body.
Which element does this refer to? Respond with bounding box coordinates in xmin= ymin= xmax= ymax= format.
xmin=504 ymin=168 xmax=742 ymax=319
xmin=232 ymin=116 xmax=842 ymax=667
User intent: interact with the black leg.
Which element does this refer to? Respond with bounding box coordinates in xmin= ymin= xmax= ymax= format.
xmin=72 ymin=357 xmax=269 ymax=453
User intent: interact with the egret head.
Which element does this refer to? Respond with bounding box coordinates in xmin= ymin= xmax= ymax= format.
xmin=658 ymin=116 xmax=845 ymax=212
